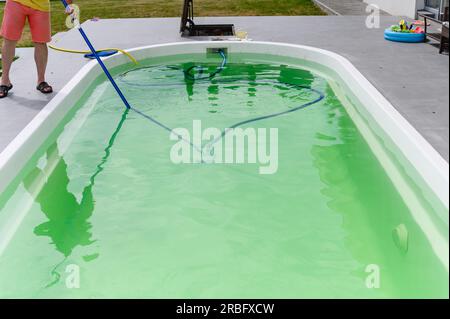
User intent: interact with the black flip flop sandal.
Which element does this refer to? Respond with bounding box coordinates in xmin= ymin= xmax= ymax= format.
xmin=37 ymin=82 xmax=53 ymax=94
xmin=0 ymin=84 xmax=13 ymax=99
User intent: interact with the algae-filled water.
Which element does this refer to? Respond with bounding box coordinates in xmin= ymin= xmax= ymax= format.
xmin=0 ymin=53 xmax=448 ymax=298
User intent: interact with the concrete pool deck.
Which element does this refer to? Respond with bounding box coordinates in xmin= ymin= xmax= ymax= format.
xmin=0 ymin=16 xmax=449 ymax=161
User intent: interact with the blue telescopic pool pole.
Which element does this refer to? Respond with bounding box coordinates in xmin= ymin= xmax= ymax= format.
xmin=59 ymin=0 xmax=131 ymax=109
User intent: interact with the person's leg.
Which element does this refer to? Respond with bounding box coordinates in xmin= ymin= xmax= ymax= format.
xmin=1 ymin=39 xmax=18 ymax=86
xmin=34 ymin=42 xmax=48 ymax=85
xmin=0 ymin=1 xmax=27 ymax=88
xmin=28 ymin=7 xmax=52 ymax=91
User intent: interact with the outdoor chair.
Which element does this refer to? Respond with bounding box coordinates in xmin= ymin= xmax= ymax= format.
xmin=418 ymin=6 xmax=449 ymax=54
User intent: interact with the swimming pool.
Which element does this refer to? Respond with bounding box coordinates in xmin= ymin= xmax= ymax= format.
xmin=0 ymin=42 xmax=448 ymax=298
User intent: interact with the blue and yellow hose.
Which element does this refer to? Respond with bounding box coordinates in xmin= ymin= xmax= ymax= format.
xmin=48 ymin=44 xmax=138 ymax=65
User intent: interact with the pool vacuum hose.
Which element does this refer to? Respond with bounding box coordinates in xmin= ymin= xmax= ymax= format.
xmin=57 ymin=1 xmax=324 ymax=156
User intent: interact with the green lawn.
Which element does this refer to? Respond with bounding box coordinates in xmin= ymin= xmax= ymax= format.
xmin=0 ymin=0 xmax=324 ymax=48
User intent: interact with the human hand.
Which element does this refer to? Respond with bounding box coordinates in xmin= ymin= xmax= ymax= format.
xmin=64 ymin=1 xmax=74 ymax=15
xmin=65 ymin=5 xmax=75 ymax=15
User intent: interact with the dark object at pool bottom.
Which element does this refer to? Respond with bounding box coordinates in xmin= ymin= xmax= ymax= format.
xmin=180 ymin=0 xmax=235 ymax=37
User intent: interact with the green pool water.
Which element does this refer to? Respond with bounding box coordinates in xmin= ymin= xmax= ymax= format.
xmin=0 ymin=53 xmax=448 ymax=298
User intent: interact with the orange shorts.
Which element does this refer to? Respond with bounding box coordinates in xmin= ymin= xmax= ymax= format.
xmin=0 ymin=0 xmax=51 ymax=43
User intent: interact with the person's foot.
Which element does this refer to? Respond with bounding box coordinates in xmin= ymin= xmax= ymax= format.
xmin=36 ymin=81 xmax=53 ymax=94
xmin=0 ymin=84 xmax=13 ymax=98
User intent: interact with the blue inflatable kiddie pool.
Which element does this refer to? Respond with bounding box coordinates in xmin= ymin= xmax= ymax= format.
xmin=384 ymin=29 xmax=426 ymax=43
